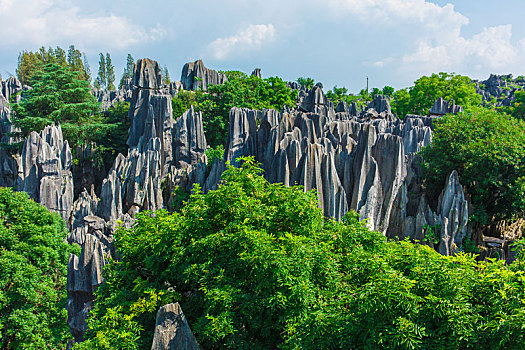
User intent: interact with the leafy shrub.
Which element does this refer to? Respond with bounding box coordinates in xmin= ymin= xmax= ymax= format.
xmin=0 ymin=187 xmax=77 ymax=349
xmin=420 ymin=106 xmax=525 ymax=225
xmin=82 ymin=158 xmax=525 ymax=349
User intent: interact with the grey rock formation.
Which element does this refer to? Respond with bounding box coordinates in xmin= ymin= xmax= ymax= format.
xmin=367 ymin=94 xmax=392 ymax=114
xmin=67 ymin=234 xmax=107 ymax=342
xmin=173 ymin=106 xmax=207 ymax=168
xmin=17 ymin=124 xmax=74 ymax=222
xmin=205 ymin=95 xmax=467 ymax=239
xmin=0 ymin=76 xmax=22 ymax=102
xmin=151 ymin=303 xmax=200 ymax=350
xmin=436 ymin=170 xmax=469 ymax=255
xmin=429 ymin=97 xmax=463 ymax=115
xmin=168 ymin=81 xmax=184 ymax=98
xmin=0 ymin=93 xmax=21 ymax=187
xmin=251 ymin=68 xmax=262 ymax=78
xmin=299 ymin=85 xmax=335 ymax=118
xmin=127 ymin=58 xmax=174 ymax=172
xmin=180 ymin=59 xmax=227 ymax=91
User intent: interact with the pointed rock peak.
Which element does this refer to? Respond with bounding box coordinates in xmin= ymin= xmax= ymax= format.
xmin=151 ymin=303 xmax=200 ymax=350
xmin=300 ymin=85 xmax=330 ymax=113
xmin=429 ymin=97 xmax=463 ymax=115
xmin=251 ymin=68 xmax=262 ymax=78
xmin=367 ymin=94 xmax=391 ymax=114
xmin=181 ymin=59 xmax=227 ymax=91
xmin=132 ymin=58 xmax=162 ymax=90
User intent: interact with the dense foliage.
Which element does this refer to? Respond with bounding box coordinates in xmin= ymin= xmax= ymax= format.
xmin=392 ymin=72 xmax=482 ymax=118
xmin=17 ymin=45 xmax=90 ymax=85
xmin=171 ymin=71 xmax=297 ymax=147
xmin=12 ymin=62 xmax=100 ymax=147
xmin=80 ymin=158 xmax=525 ymax=349
xmin=420 ymin=106 xmax=525 ymax=225
xmin=0 ymin=188 xmax=76 ymax=349
xmin=11 ymin=62 xmax=130 ymax=170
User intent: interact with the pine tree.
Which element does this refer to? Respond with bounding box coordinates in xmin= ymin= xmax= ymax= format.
xmin=54 ymin=47 xmax=67 ymax=66
xmin=82 ymin=52 xmax=91 ymax=83
xmin=162 ymin=65 xmax=171 ymax=85
xmin=105 ymin=53 xmax=116 ymax=91
xmin=119 ymin=54 xmax=134 ymax=89
xmin=96 ymin=53 xmax=106 ymax=90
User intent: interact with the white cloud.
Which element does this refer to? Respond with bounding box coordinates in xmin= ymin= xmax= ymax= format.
xmin=208 ymin=24 xmax=276 ymax=60
xmin=0 ymin=0 xmax=165 ymax=51
xmin=324 ymin=0 xmax=525 ymax=77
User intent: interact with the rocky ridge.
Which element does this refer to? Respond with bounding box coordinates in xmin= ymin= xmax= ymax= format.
xmin=1 ymin=58 xmax=485 ymax=344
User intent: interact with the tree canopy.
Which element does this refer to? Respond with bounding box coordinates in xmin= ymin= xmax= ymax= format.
xmin=78 ymin=157 xmax=525 ymax=350
xmin=0 ymin=187 xmax=77 ymax=349
xmin=16 ymin=45 xmax=90 ymax=86
xmin=420 ymin=106 xmax=525 ymax=225
xmin=392 ymin=72 xmax=482 ymax=118
xmin=171 ymin=72 xmax=297 ymax=148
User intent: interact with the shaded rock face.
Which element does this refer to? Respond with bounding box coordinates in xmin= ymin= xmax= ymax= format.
xmin=173 ymin=107 xmax=207 ymax=168
xmin=151 ymin=303 xmax=200 ymax=350
xmin=0 ymin=77 xmax=23 ymax=102
xmin=475 ymin=74 xmax=525 ymax=107
xmin=127 ymin=58 xmax=175 ymax=173
xmin=251 ymin=68 xmax=262 ymax=78
xmin=17 ymin=124 xmax=74 ymax=222
xmin=64 ymin=58 xmax=210 ymax=342
xmin=181 ymin=59 xmax=227 ymax=91
xmin=429 ymin=97 xmax=463 ymax=115
xmin=206 ymin=98 xmax=467 ymax=237
xmin=0 ymin=89 xmax=22 ymax=187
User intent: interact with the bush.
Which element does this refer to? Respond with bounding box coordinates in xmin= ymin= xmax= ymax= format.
xmin=392 ymin=72 xmax=481 ymax=118
xmin=0 ymin=187 xmax=77 ymax=349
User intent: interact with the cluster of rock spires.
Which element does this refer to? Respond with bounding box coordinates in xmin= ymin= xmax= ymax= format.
xmin=475 ymin=74 xmax=525 ymax=107
xmin=3 ymin=59 xmax=520 ymax=347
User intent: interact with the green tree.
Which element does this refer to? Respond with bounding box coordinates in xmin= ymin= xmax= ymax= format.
xmin=161 ymin=65 xmax=170 ymax=85
xmin=171 ymin=71 xmax=297 ymax=148
xmin=105 ymin=53 xmax=116 ymax=91
xmin=67 ymin=45 xmax=90 ymax=81
xmin=296 ymin=76 xmax=314 ymax=89
xmin=505 ymin=90 xmax=525 ymax=120
xmin=392 ymin=72 xmax=481 ymax=118
xmin=11 ymin=62 xmax=103 ymax=149
xmin=0 ymin=187 xmax=77 ymax=349
xmin=119 ymin=54 xmax=135 ymax=89
xmin=80 ymin=157 xmax=525 ymax=349
xmin=95 ymin=53 xmax=107 ymax=90
xmin=420 ymin=106 xmax=525 ymax=225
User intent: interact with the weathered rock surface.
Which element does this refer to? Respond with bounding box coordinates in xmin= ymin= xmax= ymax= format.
xmin=17 ymin=124 xmax=74 ymax=222
xmin=0 ymin=76 xmax=23 ymax=102
xmin=67 ymin=233 xmax=106 ymax=342
xmin=151 ymin=303 xmax=200 ymax=350
xmin=174 ymin=106 xmax=207 ymax=168
xmin=429 ymin=97 xmax=463 ymax=115
xmin=181 ymin=59 xmax=227 ymax=91
xmin=251 ymin=68 xmax=262 ymax=78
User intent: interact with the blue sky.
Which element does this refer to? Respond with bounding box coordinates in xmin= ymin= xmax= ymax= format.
xmin=1 ymin=0 xmax=524 ymax=92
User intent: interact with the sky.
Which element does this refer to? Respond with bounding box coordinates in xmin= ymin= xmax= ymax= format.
xmin=1 ymin=0 xmax=525 ymax=92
